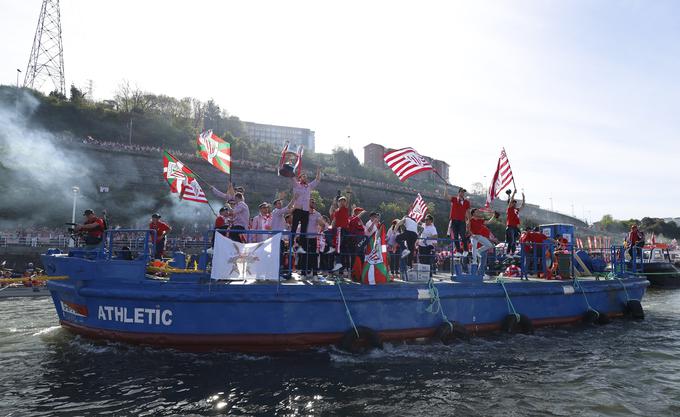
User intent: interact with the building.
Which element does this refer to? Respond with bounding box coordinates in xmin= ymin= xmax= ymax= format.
xmin=430 ymin=159 xmax=449 ymax=182
xmin=363 ymin=142 xmax=450 ymax=182
xmin=243 ymin=121 xmax=315 ymax=151
xmin=363 ymin=143 xmax=386 ymax=168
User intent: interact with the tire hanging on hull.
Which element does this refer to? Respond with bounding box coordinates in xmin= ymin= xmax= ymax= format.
xmin=501 ymin=314 xmax=534 ymax=334
xmin=435 ymin=321 xmax=469 ymax=345
xmin=339 ymin=326 xmax=383 ymax=354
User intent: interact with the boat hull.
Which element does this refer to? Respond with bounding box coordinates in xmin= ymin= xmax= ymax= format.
xmin=643 ymin=262 xmax=680 ymax=288
xmin=47 ymin=277 xmax=648 ymax=352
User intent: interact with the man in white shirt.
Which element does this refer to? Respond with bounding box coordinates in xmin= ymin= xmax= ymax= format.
xmin=418 ymin=215 xmax=438 ymax=277
xmin=230 ymin=192 xmax=249 ymax=242
xmin=299 ymin=199 xmax=327 ymax=277
xmin=250 ymin=202 xmax=272 ymax=243
xmin=290 ymin=168 xmax=321 ymax=241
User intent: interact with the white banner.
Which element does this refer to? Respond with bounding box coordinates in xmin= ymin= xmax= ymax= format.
xmin=211 ymin=232 xmax=281 ymax=280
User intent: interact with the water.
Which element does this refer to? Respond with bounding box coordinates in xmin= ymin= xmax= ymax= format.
xmin=1 ymin=291 xmax=680 ymax=417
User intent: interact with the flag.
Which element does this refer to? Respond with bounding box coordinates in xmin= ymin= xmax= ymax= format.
xmin=294 ymin=145 xmax=304 ymax=176
xmin=408 ymin=193 xmax=428 ymax=222
xmin=383 ymin=147 xmax=433 ymax=182
xmin=277 ymin=142 xmax=289 ymax=176
xmin=486 ymin=148 xmax=515 ymax=207
xmin=163 ymin=151 xmax=207 ymax=204
xmin=197 ymin=130 xmax=231 ymax=174
xmin=211 ymin=232 xmax=281 ymax=280
xmin=362 ymin=225 xmax=390 ymax=285
xmin=179 ymin=177 xmax=208 ymax=203
xmin=587 ymin=236 xmax=593 ymax=250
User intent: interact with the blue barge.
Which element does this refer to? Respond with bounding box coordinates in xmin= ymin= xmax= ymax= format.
xmin=44 ymin=230 xmax=648 ymax=352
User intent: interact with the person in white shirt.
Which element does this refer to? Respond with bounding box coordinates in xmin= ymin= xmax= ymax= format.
xmin=270 ymin=197 xmax=292 ymax=232
xmin=290 ymin=168 xmax=321 ymax=240
xmin=418 ymin=215 xmax=438 ymax=277
xmin=230 ymin=192 xmax=249 ymax=242
xmin=299 ymin=199 xmax=328 ymax=276
xmin=250 ymin=202 xmax=272 ymax=243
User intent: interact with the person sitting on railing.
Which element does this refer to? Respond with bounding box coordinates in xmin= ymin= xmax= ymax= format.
xmin=418 ymin=214 xmax=438 ymax=277
xmin=468 ymin=209 xmax=499 ymax=278
xmin=149 ymin=213 xmax=172 ymax=259
xmin=75 ymin=209 xmax=106 ymax=250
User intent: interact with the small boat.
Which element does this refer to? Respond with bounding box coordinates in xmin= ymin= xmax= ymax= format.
xmin=0 ymin=284 xmax=51 ymax=299
xmin=637 ymin=247 xmax=680 ymax=288
xmin=43 ymin=228 xmax=648 ymax=352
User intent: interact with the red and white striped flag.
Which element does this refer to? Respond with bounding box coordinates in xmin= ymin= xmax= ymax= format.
xmin=179 ymin=177 xmax=209 ymax=204
xmin=587 ymin=236 xmax=593 ymax=250
xmin=486 ymin=148 xmax=515 ymax=207
xmin=408 ymin=193 xmax=428 ymax=222
xmin=383 ymin=147 xmax=433 ymax=182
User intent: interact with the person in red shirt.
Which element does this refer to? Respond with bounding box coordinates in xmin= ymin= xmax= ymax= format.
xmin=626 ymin=224 xmax=645 ymax=260
xmin=329 ymin=196 xmax=351 ymax=273
xmin=149 ymin=213 xmax=172 ymax=259
xmin=75 ymin=209 xmax=105 ymax=250
xmin=468 ymin=208 xmax=499 ymax=277
xmin=505 ymin=190 xmax=525 ymax=256
xmin=446 ymin=187 xmax=471 ymax=257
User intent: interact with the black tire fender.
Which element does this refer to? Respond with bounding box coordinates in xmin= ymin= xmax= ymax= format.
xmin=436 ymin=321 xmax=469 ymax=345
xmin=624 ymin=300 xmax=644 ymax=320
xmin=583 ymin=308 xmax=599 ymax=324
xmin=339 ymin=326 xmax=383 ymax=354
xmin=502 ymin=314 xmax=533 ymax=334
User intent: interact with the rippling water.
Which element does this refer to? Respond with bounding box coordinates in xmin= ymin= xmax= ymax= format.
xmin=1 ymin=291 xmax=680 ymax=416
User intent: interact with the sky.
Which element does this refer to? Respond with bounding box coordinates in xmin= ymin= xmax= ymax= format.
xmin=1 ymin=0 xmax=680 ymax=222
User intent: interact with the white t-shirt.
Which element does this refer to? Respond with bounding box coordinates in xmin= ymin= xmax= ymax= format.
xmin=270 ymin=207 xmax=288 ymax=231
xmin=404 ymin=217 xmax=418 ymax=233
xmin=306 ymin=211 xmax=324 ymax=235
xmin=419 ymin=224 xmax=438 ymax=246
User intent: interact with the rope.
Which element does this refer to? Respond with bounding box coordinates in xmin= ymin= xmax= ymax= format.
xmin=335 ymin=277 xmax=359 ymax=338
xmin=0 ymin=276 xmax=69 ymax=284
xmin=425 ymin=277 xmax=452 ymax=331
xmin=496 ymin=277 xmax=520 ymax=321
xmin=573 ymin=277 xmax=598 ymax=317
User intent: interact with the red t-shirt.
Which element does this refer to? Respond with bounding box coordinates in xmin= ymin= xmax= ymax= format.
xmin=469 ymin=218 xmax=491 ymax=238
xmin=507 ymin=206 xmax=520 ymax=227
xmin=85 ymin=217 xmax=105 ymax=239
xmin=450 ymin=197 xmax=470 ymax=221
xmin=629 ymin=230 xmax=642 ymax=245
xmin=215 ymin=216 xmax=227 ymax=229
xmin=334 ymin=206 xmax=350 ymax=229
xmin=149 ymin=221 xmax=171 ymax=242
xmin=348 ymin=216 xmax=365 ymax=236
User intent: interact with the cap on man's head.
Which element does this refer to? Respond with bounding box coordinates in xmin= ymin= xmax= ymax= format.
xmin=369 ymin=212 xmax=379 ymax=218
xmin=425 ymin=214 xmax=434 ymax=221
xmin=151 ymin=213 xmax=161 ymax=219
xmin=353 ymin=207 xmax=364 ymax=215
xmin=83 ymin=209 xmax=94 ymax=216
xmin=338 ymin=196 xmax=347 ymax=201
xmin=258 ymin=202 xmax=269 ymax=209
xmin=273 ymin=198 xmax=282 ymax=205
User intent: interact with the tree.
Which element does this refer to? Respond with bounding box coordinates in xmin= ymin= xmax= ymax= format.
xmin=69 ymin=84 xmax=86 ymax=105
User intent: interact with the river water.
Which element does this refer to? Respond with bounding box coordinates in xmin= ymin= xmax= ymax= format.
xmin=1 ymin=290 xmax=679 ymax=417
